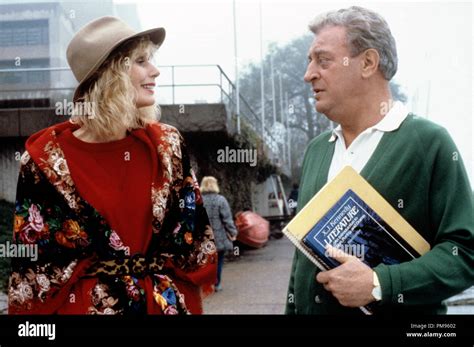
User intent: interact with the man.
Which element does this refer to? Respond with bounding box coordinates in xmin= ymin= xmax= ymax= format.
xmin=288 ymin=183 xmax=299 ymax=217
xmin=285 ymin=6 xmax=473 ymax=314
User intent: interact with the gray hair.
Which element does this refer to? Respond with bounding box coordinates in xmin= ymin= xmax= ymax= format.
xmin=309 ymin=6 xmax=398 ymax=80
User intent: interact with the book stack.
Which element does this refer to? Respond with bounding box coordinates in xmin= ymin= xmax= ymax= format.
xmin=283 ymin=166 xmax=430 ymax=314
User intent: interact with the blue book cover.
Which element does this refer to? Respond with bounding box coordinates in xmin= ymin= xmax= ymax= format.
xmin=302 ymin=189 xmax=418 ymax=269
xmin=283 ymin=166 xmax=430 ymax=315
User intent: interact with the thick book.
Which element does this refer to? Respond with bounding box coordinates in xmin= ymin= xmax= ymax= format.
xmin=283 ymin=166 xmax=430 ymax=314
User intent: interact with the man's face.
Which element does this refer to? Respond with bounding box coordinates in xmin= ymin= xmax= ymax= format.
xmin=304 ymin=25 xmax=363 ymax=121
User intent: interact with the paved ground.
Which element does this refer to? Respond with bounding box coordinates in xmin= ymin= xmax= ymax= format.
xmin=0 ymin=291 xmax=6 ymax=314
xmin=203 ymin=236 xmax=294 ymax=314
xmin=446 ymin=287 xmax=474 ymax=314
xmin=0 ymin=236 xmax=472 ymax=315
xmin=0 ymin=237 xmax=295 ymax=315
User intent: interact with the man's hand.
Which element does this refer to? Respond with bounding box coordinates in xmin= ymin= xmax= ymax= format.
xmin=315 ymin=245 xmax=375 ymax=307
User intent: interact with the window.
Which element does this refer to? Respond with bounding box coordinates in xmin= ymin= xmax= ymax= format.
xmin=0 ymin=59 xmax=50 ymax=85
xmin=0 ymin=20 xmax=49 ymax=46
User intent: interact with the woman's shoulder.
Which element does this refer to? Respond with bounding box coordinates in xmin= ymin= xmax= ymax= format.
xmin=146 ymin=122 xmax=182 ymax=137
xmin=144 ymin=122 xmax=186 ymax=152
xmin=24 ymin=121 xmax=73 ymax=163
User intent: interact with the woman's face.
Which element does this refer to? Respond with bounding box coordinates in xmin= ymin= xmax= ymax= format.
xmin=129 ymin=53 xmax=160 ymax=108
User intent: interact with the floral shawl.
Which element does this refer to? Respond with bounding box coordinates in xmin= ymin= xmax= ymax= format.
xmin=8 ymin=121 xmax=217 ymax=315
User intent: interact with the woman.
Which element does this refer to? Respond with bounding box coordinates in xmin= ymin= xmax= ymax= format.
xmin=8 ymin=16 xmax=217 ymax=315
xmin=200 ymin=177 xmax=238 ymax=292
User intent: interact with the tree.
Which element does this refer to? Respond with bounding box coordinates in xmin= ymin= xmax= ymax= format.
xmin=238 ymin=35 xmax=325 ymax=180
xmin=237 ymin=34 xmax=407 ymax=181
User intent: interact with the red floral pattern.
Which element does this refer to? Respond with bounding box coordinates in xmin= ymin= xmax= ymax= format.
xmin=8 ymin=121 xmax=217 ymax=314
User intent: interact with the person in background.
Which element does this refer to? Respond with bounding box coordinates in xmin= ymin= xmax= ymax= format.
xmin=200 ymin=176 xmax=238 ymax=292
xmin=288 ymin=183 xmax=299 ymax=217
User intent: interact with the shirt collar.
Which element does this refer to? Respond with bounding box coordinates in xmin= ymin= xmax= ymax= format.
xmin=328 ymin=101 xmax=409 ymax=142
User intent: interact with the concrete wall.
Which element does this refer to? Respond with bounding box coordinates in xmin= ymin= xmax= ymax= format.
xmin=160 ymin=103 xmax=235 ymax=134
xmin=0 ymin=104 xmax=278 ymax=214
xmin=0 ymin=104 xmax=235 ymax=203
xmin=0 ymin=138 xmax=24 ymax=202
xmin=0 ymin=108 xmax=69 ymax=137
xmin=0 ymin=108 xmax=68 ymax=202
xmin=0 ymin=104 xmax=233 ymax=138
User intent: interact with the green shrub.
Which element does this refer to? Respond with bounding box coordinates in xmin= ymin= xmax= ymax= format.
xmin=0 ymin=200 xmax=14 ymax=293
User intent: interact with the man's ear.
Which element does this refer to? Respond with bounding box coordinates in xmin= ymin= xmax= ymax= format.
xmin=361 ymin=48 xmax=380 ymax=79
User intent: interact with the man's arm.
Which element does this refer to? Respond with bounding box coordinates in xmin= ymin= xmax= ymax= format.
xmin=374 ymin=127 xmax=474 ymax=306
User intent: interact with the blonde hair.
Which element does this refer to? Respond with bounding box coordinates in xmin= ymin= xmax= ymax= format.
xmin=70 ymin=36 xmax=160 ymax=139
xmin=200 ymin=176 xmax=220 ymax=194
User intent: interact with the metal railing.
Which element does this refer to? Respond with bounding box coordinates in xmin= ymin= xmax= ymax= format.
xmin=149 ymin=65 xmax=284 ymax=168
xmin=0 ymin=65 xmax=288 ymax=171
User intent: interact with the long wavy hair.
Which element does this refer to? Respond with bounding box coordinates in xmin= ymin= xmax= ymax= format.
xmin=70 ymin=36 xmax=160 ymax=139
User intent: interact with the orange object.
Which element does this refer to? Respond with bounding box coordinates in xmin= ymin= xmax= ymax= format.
xmin=235 ymin=211 xmax=270 ymax=248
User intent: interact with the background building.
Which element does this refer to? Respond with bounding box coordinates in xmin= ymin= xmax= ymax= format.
xmin=0 ymin=0 xmax=142 ymax=201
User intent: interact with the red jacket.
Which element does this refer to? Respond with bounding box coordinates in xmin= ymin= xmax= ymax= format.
xmin=8 ymin=121 xmax=217 ymax=315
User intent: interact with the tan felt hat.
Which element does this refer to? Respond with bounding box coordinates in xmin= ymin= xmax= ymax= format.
xmin=66 ymin=16 xmax=165 ymax=101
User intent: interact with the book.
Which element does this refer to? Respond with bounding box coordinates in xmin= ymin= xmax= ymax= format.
xmin=282 ymin=166 xmax=430 ymax=314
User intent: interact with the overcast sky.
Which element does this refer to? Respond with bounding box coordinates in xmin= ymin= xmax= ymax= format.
xmin=7 ymin=0 xmax=467 ymax=185
xmin=119 ymin=0 xmax=473 ymax=186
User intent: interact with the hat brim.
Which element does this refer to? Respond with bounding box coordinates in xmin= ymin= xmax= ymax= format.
xmin=73 ymin=27 xmax=166 ymax=101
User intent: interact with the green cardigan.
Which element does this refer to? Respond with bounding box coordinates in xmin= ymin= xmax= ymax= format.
xmin=285 ymin=114 xmax=474 ymax=315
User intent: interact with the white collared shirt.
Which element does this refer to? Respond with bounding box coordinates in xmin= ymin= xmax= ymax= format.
xmin=327 ymin=101 xmax=409 ymax=181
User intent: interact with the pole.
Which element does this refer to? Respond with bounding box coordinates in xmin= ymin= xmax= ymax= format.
xmin=171 ymin=66 xmax=175 ymax=104
xmin=279 ymin=74 xmax=286 ymax=165
xmin=259 ymin=0 xmax=265 ymax=138
xmin=425 ymin=80 xmax=431 ymax=119
xmin=285 ymin=92 xmax=292 ymax=173
xmin=279 ymin=74 xmax=284 ymax=123
xmin=233 ymin=0 xmax=240 ymax=134
xmin=270 ymin=54 xmax=276 ymax=125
